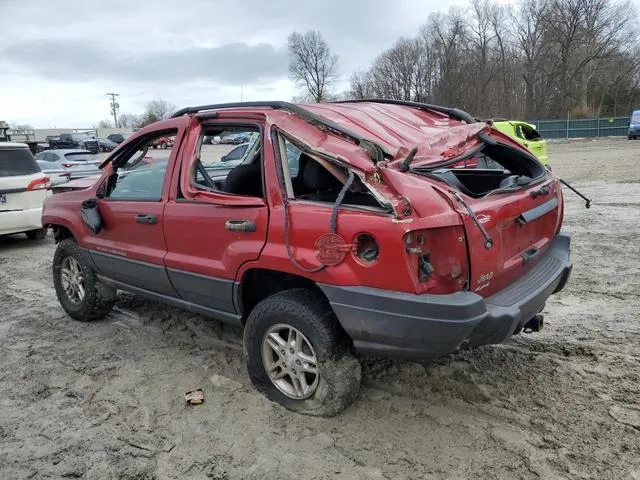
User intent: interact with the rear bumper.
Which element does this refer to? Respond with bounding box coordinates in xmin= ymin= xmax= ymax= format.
xmin=320 ymin=234 xmax=572 ymax=359
xmin=0 ymin=207 xmax=43 ymax=236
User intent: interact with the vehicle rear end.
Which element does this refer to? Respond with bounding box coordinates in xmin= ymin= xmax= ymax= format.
xmin=60 ymin=151 xmax=101 ymax=179
xmin=37 ymin=160 xmax=71 ymax=185
xmin=0 ymin=143 xmax=50 ymax=236
xmin=306 ymin=102 xmax=571 ymax=358
xmin=375 ymin=128 xmax=570 ymax=354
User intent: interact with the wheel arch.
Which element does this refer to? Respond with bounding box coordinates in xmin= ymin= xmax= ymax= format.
xmin=48 ymin=223 xmax=75 ymax=243
xmin=237 ymin=268 xmax=327 ymax=321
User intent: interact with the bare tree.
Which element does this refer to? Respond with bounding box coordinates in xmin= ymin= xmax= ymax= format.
xmin=288 ymin=31 xmax=339 ymax=102
xmin=95 ymin=119 xmax=113 ymax=129
xmin=348 ymin=69 xmax=376 ymax=99
xmin=9 ymin=122 xmax=34 ymax=131
xmin=118 ymin=113 xmax=143 ymax=129
xmin=144 ymin=99 xmax=176 ymax=120
xmin=347 ymin=0 xmax=639 ymax=119
xmin=139 ymin=99 xmax=176 ymax=127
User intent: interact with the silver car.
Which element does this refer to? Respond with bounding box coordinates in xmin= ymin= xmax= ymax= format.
xmin=36 ymin=160 xmax=71 ymax=185
xmin=36 ymin=149 xmax=101 ymax=179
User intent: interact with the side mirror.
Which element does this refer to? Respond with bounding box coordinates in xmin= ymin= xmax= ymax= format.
xmin=81 ymin=199 xmax=102 ymax=234
xmin=221 ymin=155 xmax=228 ymax=162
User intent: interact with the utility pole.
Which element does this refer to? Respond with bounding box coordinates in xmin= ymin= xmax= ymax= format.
xmin=106 ymin=92 xmax=120 ymax=128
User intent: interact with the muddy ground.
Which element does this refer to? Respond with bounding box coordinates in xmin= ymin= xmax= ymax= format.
xmin=0 ymin=138 xmax=639 ymax=479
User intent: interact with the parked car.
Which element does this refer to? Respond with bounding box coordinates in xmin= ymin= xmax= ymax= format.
xmin=492 ymin=120 xmax=549 ymax=166
xmin=37 ymin=160 xmax=71 ymax=186
xmin=150 ymin=136 xmax=173 ymax=149
xmin=220 ymin=132 xmax=249 ymax=144
xmin=48 ymin=133 xmax=100 ymax=154
xmin=1 ymin=142 xmax=49 ymax=239
xmin=107 ymin=133 xmax=131 ymax=144
xmin=43 ymin=100 xmax=572 ymax=416
xmin=97 ymin=138 xmax=118 ymax=152
xmin=36 ymin=149 xmax=101 ymax=179
xmin=220 ymin=142 xmax=250 ymax=163
xmin=628 ymin=110 xmax=640 ymax=139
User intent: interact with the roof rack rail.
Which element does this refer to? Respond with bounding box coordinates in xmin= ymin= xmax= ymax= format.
xmin=171 ymin=101 xmax=386 ymax=160
xmin=330 ymin=98 xmax=476 ymax=124
xmin=172 ymin=101 xmax=298 ymax=118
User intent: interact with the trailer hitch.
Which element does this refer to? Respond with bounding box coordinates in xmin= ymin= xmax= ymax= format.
xmin=559 ymin=179 xmax=592 ymax=209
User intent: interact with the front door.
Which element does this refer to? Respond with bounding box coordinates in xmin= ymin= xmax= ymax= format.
xmin=84 ymin=127 xmax=182 ymax=296
xmin=163 ymin=120 xmax=269 ymax=316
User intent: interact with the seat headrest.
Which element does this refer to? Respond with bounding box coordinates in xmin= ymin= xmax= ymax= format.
xmin=302 ymin=157 xmax=343 ymax=191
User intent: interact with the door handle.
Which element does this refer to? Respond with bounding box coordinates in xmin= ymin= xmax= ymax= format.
xmin=135 ymin=213 xmax=158 ymax=225
xmin=225 ymin=220 xmax=256 ymax=232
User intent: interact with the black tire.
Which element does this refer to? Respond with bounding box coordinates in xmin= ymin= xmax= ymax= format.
xmin=53 ymin=239 xmax=116 ymax=322
xmin=26 ymin=228 xmax=46 ymax=240
xmin=244 ymin=288 xmax=361 ymax=417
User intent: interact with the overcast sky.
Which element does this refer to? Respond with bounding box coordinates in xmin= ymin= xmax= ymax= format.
xmin=1 ymin=0 xmax=472 ymax=127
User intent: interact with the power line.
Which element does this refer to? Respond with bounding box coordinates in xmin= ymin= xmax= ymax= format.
xmin=106 ymin=92 xmax=120 ymax=128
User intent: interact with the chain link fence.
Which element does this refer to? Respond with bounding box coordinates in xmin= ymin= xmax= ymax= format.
xmin=528 ymin=116 xmax=630 ymax=139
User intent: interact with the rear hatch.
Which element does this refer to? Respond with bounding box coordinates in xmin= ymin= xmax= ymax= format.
xmin=61 ymin=152 xmax=101 ymax=178
xmin=409 ymin=136 xmax=561 ymax=298
xmin=0 ymin=146 xmax=49 ymax=212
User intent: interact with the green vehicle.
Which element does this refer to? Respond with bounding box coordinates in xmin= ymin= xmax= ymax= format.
xmin=492 ymin=120 xmax=549 ymax=167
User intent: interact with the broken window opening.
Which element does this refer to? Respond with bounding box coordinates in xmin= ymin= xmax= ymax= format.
xmin=192 ymin=125 xmax=264 ymax=198
xmin=418 ymin=142 xmax=547 ymax=198
xmin=278 ymin=134 xmax=386 ymax=211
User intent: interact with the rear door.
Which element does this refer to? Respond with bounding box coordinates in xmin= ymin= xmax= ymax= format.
xmin=163 ymin=119 xmax=269 ymax=316
xmin=83 ymin=125 xmax=185 ymax=295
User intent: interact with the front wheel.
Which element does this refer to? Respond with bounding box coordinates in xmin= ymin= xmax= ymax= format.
xmin=53 ymin=239 xmax=116 ymax=321
xmin=244 ymin=289 xmax=361 ymax=417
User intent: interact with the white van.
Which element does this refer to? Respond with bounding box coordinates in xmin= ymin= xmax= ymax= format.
xmin=0 ymin=143 xmax=50 ymax=239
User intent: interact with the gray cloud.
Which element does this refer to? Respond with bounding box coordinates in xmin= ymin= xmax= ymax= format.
xmin=0 ymin=39 xmax=287 ymax=86
xmin=0 ymin=0 xmax=466 ymax=125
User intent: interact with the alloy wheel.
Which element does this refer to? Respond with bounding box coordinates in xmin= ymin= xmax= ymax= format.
xmin=60 ymin=257 xmax=85 ymax=304
xmin=261 ymin=324 xmax=319 ymax=399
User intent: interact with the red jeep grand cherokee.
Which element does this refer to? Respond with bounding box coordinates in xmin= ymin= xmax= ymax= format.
xmin=42 ymin=100 xmax=571 ymax=416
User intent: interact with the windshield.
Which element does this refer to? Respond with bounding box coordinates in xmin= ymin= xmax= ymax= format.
xmin=631 ymin=111 xmax=640 ymax=124
xmin=64 ymin=152 xmax=97 ymax=162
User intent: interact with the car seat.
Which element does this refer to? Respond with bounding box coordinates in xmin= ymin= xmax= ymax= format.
xmin=222 ymin=161 xmax=263 ymax=197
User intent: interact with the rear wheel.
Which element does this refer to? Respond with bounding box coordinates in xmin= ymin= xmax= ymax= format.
xmin=244 ymin=289 xmax=361 ymax=417
xmin=26 ymin=228 xmax=46 ymax=240
xmin=53 ymin=239 xmax=115 ymax=321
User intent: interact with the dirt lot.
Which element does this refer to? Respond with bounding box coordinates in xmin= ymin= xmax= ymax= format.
xmin=1 ymin=138 xmax=639 ymax=479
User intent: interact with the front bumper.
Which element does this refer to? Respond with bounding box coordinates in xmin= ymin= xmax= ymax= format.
xmin=320 ymin=234 xmax=572 ymax=359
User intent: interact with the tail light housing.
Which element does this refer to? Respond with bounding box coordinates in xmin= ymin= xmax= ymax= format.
xmin=404 ymin=226 xmax=469 ymax=294
xmin=27 ymin=176 xmax=50 ymax=191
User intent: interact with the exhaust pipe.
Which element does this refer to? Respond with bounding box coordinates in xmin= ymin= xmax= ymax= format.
xmin=523 ymin=315 xmax=544 ymax=333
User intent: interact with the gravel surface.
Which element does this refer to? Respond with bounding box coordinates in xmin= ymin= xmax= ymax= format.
xmin=0 ymin=138 xmax=639 ymax=479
